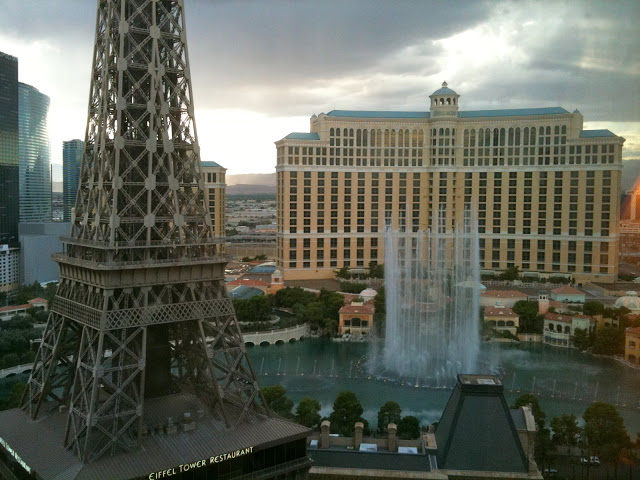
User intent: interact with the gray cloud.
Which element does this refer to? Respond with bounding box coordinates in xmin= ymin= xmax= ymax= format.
xmin=0 ymin=0 xmax=638 ymax=140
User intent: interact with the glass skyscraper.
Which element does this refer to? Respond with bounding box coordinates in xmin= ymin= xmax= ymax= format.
xmin=19 ymin=82 xmax=51 ymax=223
xmin=62 ymin=139 xmax=84 ymax=222
xmin=0 ymin=52 xmax=19 ymax=245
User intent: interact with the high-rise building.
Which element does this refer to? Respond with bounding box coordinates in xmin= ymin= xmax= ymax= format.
xmin=0 ymin=243 xmax=19 ymax=293
xmin=62 ymin=139 xmax=84 ymax=221
xmin=201 ymin=160 xmax=227 ymax=239
xmin=276 ymin=83 xmax=624 ymax=285
xmin=0 ymin=52 xmax=19 ymax=246
xmin=0 ymin=2 xmax=310 ymax=479
xmin=18 ymin=82 xmax=51 ymax=223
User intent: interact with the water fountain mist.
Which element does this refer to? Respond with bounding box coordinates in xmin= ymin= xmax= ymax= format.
xmin=379 ymin=207 xmax=481 ymax=386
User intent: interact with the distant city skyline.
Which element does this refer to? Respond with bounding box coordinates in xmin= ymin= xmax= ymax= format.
xmin=0 ymin=0 xmax=638 ymax=181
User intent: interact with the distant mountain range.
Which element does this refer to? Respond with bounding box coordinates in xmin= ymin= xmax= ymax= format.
xmin=226 ymin=173 xmax=275 ymax=187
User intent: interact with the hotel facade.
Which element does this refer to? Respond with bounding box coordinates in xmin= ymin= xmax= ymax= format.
xmin=275 ymin=83 xmax=624 ymax=284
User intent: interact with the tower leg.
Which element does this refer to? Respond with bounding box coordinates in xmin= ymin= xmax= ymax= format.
xmin=65 ymin=326 xmax=145 ymax=462
xmin=21 ymin=311 xmax=79 ymax=418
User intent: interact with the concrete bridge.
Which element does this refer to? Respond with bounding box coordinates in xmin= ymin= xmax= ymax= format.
xmin=240 ymin=323 xmax=308 ymax=347
xmin=0 ymin=363 xmax=33 ymax=379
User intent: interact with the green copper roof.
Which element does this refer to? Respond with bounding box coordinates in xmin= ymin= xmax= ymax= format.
xmin=579 ymin=129 xmax=617 ymax=138
xmin=201 ymin=161 xmax=222 ymax=168
xmin=285 ymin=132 xmax=320 ymax=140
xmin=328 ymin=110 xmax=430 ymax=118
xmin=326 ymin=107 xmax=569 ymax=119
xmin=459 ymin=107 xmax=569 ymax=117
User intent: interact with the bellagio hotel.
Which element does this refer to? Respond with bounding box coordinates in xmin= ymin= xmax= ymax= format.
xmin=275 ymin=83 xmax=624 ymax=285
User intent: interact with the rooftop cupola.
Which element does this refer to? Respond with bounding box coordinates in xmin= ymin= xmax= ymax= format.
xmin=429 ymin=81 xmax=460 ymax=117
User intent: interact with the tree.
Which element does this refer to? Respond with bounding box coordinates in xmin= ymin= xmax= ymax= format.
xmin=329 ymin=391 xmax=364 ymax=437
xmin=295 ymin=397 xmax=322 ymax=428
xmin=0 ymin=382 xmax=26 ymax=411
xmin=583 ymin=300 xmax=605 ymax=316
xmin=512 ymin=301 xmax=543 ymax=334
xmin=274 ymin=287 xmax=317 ymax=309
xmin=500 ymin=266 xmax=520 ymax=281
xmin=535 ymin=427 xmax=554 ymax=470
xmin=397 ymin=416 xmax=420 ymax=439
xmin=377 ymin=401 xmax=402 ymax=433
xmin=592 ymin=326 xmax=624 ymax=355
xmin=318 ymin=289 xmax=344 ymax=320
xmin=368 ymin=261 xmax=384 ymax=279
xmin=571 ymin=328 xmax=591 ymax=351
xmin=511 ymin=394 xmax=546 ymax=430
xmin=262 ymin=385 xmax=294 ymax=419
xmin=583 ymin=402 xmax=630 ymax=462
xmin=550 ymin=413 xmax=581 ymax=446
xmin=335 ymin=265 xmax=351 ymax=280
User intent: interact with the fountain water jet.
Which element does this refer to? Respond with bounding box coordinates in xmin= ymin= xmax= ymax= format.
xmin=380 ymin=207 xmax=481 ymax=386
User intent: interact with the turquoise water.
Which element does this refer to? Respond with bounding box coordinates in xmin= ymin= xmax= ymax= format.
xmin=248 ymin=340 xmax=640 ymax=435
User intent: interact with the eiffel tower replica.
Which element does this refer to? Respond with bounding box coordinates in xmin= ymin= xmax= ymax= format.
xmin=0 ymin=1 xmax=310 ymax=478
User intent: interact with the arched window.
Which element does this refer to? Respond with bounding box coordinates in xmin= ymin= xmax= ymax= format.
xmin=351 ymin=317 xmax=362 ymax=327
xmin=561 ymin=125 xmax=567 ymax=134
xmin=506 ymin=321 xmax=514 ymax=327
xmin=439 ymin=128 xmax=444 ymax=136
xmin=508 ymin=128 xmax=514 ymax=146
xmin=453 ymin=98 xmax=456 ymax=105
xmin=530 ymin=128 xmax=536 ymax=145
xmin=497 ymin=320 xmax=505 ymax=327
xmin=440 ymin=98 xmax=444 ymax=105
xmin=546 ymin=126 xmax=551 ymax=135
xmin=335 ymin=128 xmax=340 ymax=137
xmin=515 ymin=127 xmax=521 ymax=145
xmin=500 ymin=128 xmax=505 ymax=146
xmin=485 ymin=129 xmax=491 ymax=146
xmin=554 ymin=126 xmax=560 ymax=135
xmin=447 ymin=98 xmax=451 ymax=104
xmin=330 ymin=128 xmax=334 ymax=136
xmin=470 ymin=129 xmax=476 ymax=147
xmin=356 ymin=129 xmax=361 ymax=146
xmin=384 ymin=129 xmax=390 ymax=147
xmin=363 ymin=129 xmax=368 ymax=147
xmin=548 ymin=323 xmax=554 ymax=330
xmin=390 ymin=129 xmax=396 ymax=147
xmin=377 ymin=129 xmax=382 ymax=147
xmin=464 ymin=129 xmax=469 ymax=147
xmin=418 ymin=129 xmax=424 ymax=146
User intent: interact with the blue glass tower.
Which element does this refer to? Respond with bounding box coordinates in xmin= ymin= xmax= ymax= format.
xmin=0 ymin=52 xmax=19 ymax=245
xmin=62 ymin=139 xmax=84 ymax=222
xmin=18 ymin=83 xmax=51 ymax=222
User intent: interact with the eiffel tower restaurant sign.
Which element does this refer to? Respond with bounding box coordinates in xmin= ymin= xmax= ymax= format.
xmin=148 ymin=447 xmax=254 ymax=479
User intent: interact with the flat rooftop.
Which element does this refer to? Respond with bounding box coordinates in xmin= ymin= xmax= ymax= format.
xmin=0 ymin=393 xmax=309 ymax=480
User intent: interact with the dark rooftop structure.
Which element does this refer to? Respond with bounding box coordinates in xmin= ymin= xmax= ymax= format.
xmin=306 ymin=374 xmax=540 ymax=479
xmin=435 ymin=374 xmax=530 ymax=474
xmin=0 ymin=394 xmax=311 ymax=480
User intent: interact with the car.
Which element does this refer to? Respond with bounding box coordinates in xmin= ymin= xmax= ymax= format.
xmin=580 ymin=457 xmax=589 ymax=464
xmin=590 ymin=456 xmax=600 ymax=466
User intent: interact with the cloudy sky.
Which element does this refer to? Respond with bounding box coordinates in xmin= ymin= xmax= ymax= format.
xmin=1 ymin=0 xmax=638 ymax=180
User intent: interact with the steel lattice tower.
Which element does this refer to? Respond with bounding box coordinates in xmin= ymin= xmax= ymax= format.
xmin=21 ymin=0 xmax=268 ymax=463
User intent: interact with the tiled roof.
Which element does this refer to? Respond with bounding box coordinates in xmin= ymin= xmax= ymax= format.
xmin=482 ymin=290 xmax=528 ymax=298
xmin=229 ymin=285 xmax=264 ymax=299
xmin=544 ymin=313 xmax=572 ymax=323
xmin=484 ymin=306 xmax=517 ymax=317
xmin=285 ymin=132 xmax=320 ymax=140
xmin=327 ymin=110 xmax=430 ymax=119
xmin=0 ymin=303 xmax=31 ymax=313
xmin=626 ymin=327 xmax=640 ymax=336
xmin=579 ymin=129 xmax=617 ymax=138
xmin=551 ymin=286 xmax=584 ymax=295
xmin=339 ymin=304 xmax=374 ymax=315
xmin=28 ymin=297 xmax=47 ymax=304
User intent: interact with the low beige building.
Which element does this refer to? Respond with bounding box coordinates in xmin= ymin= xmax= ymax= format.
xmin=484 ymin=304 xmax=520 ymax=335
xmin=625 ymin=327 xmax=640 ymax=364
xmin=338 ymin=301 xmax=374 ymax=335
xmin=481 ymin=290 xmax=528 ymax=308
xmin=543 ymin=313 xmax=595 ymax=348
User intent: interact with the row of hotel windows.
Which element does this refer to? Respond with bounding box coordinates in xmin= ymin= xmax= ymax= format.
xmin=280 ymin=170 xmax=615 ymax=236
